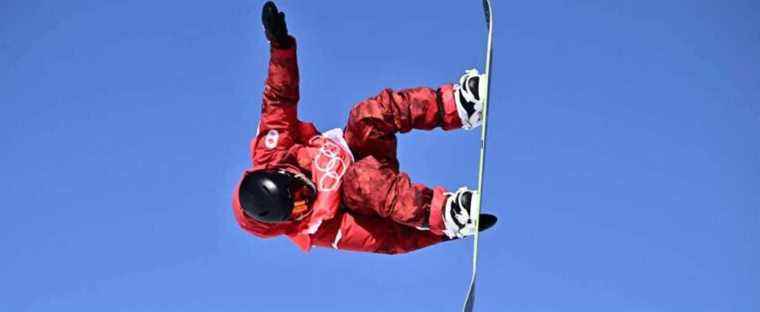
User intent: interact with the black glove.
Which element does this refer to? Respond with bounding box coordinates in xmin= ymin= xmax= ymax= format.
xmin=261 ymin=1 xmax=289 ymax=48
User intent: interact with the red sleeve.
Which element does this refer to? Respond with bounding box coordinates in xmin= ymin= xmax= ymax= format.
xmin=251 ymin=36 xmax=300 ymax=167
xmin=310 ymin=212 xmax=447 ymax=255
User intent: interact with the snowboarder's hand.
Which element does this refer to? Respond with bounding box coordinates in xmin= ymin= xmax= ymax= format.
xmin=261 ymin=1 xmax=289 ymax=48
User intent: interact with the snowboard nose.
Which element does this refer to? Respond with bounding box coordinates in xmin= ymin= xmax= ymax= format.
xmin=478 ymin=213 xmax=497 ymax=232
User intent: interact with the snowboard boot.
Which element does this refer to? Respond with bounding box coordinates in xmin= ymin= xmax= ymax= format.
xmin=454 ymin=69 xmax=488 ymax=130
xmin=443 ymin=187 xmax=497 ymax=238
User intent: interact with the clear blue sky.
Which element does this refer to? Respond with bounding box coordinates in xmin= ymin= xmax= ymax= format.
xmin=1 ymin=1 xmax=758 ymax=311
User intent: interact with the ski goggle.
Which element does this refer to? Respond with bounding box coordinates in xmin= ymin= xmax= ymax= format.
xmin=291 ymin=200 xmax=310 ymax=221
xmin=278 ymin=170 xmax=316 ymax=221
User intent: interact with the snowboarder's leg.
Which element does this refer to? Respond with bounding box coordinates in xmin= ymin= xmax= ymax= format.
xmin=341 ymin=156 xmax=451 ymax=236
xmin=310 ymin=211 xmax=448 ymax=255
xmin=343 ymin=86 xmax=462 ymax=167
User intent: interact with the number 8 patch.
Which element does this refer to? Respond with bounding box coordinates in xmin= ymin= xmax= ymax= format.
xmin=264 ymin=129 xmax=279 ymax=149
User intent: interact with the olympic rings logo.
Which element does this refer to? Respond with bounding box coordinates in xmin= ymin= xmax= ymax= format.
xmin=314 ymin=141 xmax=348 ymax=192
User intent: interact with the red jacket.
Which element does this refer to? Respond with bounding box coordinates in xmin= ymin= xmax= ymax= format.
xmin=233 ymin=37 xmax=454 ymax=254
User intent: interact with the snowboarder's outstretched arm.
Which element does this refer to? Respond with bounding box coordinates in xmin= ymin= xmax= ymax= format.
xmin=252 ymin=2 xmax=300 ymax=163
xmin=261 ymin=1 xmax=297 ymax=115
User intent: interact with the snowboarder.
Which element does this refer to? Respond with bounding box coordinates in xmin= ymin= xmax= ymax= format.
xmin=233 ymin=1 xmax=496 ymax=254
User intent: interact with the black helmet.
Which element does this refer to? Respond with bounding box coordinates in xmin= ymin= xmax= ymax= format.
xmin=239 ymin=169 xmax=314 ymax=223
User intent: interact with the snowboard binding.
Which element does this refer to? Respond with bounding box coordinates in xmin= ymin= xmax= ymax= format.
xmin=443 ymin=187 xmax=497 ymax=238
xmin=454 ymin=69 xmax=488 ymax=130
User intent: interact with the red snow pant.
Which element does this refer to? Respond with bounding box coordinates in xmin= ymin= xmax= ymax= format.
xmin=338 ymin=85 xmax=463 ymax=251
